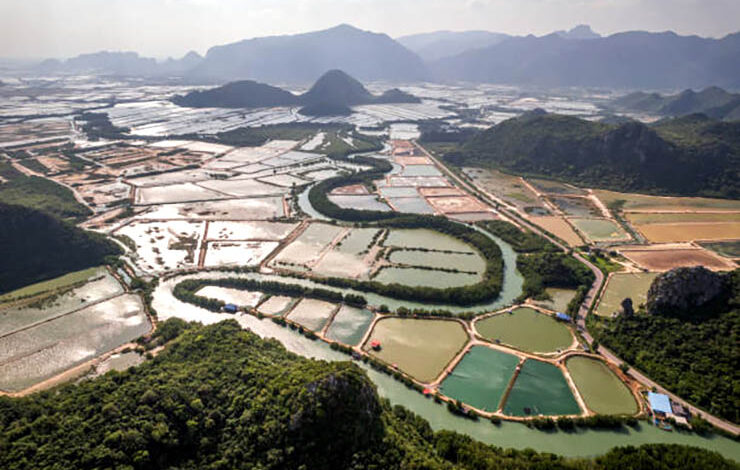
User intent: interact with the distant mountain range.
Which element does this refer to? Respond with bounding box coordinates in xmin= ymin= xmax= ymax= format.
xmin=173 ymin=69 xmax=420 ymax=116
xmin=610 ymin=87 xmax=740 ymax=121
xmin=32 ymin=24 xmax=740 ymax=89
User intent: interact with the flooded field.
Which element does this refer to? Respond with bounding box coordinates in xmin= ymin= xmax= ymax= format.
xmin=475 ymin=307 xmax=574 ymax=354
xmin=286 ymin=298 xmax=337 ymax=331
xmin=325 ymin=305 xmax=374 ymax=345
xmin=207 ymin=221 xmax=298 ymax=241
xmin=440 ymin=346 xmax=520 ymax=412
xmin=566 ymin=357 xmax=638 ymax=415
xmin=257 ymin=295 xmax=296 ymax=316
xmin=503 ymin=359 xmax=580 ymax=417
xmin=0 ymin=294 xmax=150 ymax=392
xmin=204 ymin=241 xmax=278 ymax=267
xmin=0 ymin=268 xmax=123 ymax=336
xmin=596 ymin=273 xmax=659 ymax=317
xmin=116 ymin=220 xmax=205 ymax=273
xmin=550 ymin=196 xmax=600 ymax=217
xmin=364 ymin=318 xmax=468 ymax=383
xmin=135 ymin=197 xmax=286 ymax=220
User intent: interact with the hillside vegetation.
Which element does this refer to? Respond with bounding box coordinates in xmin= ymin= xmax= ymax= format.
xmin=611 ymin=87 xmax=740 ymax=121
xmin=174 ymin=69 xmax=419 ymax=116
xmin=0 ymin=202 xmax=121 ymax=294
xmin=0 ymin=319 xmax=735 ymax=470
xmin=445 ymin=111 xmax=740 ymax=198
xmin=591 ymin=268 xmax=740 ymax=424
xmin=0 ymin=161 xmax=91 ymax=220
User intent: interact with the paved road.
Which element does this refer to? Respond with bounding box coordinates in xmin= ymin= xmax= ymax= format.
xmin=417 ymin=141 xmax=740 ymax=436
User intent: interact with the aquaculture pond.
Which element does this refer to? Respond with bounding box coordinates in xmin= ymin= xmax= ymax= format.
xmin=503 ymin=359 xmax=580 ymax=417
xmin=328 ymin=194 xmax=392 ymax=212
xmin=387 ymin=197 xmax=435 ymax=214
xmin=374 ymin=267 xmax=480 ymax=289
xmin=257 ymin=296 xmax=296 ymax=317
xmin=364 ymin=318 xmax=468 ymax=383
xmin=389 ymin=249 xmax=486 ymax=274
xmin=440 ymin=346 xmax=520 ymax=412
xmin=325 ymin=305 xmax=374 ymax=346
xmin=384 ymin=229 xmax=475 ymax=253
xmin=152 ymin=277 xmax=740 ymax=460
xmin=570 ymin=218 xmax=629 ymax=242
xmin=475 ymin=307 xmax=574 ymax=354
xmin=285 ymin=298 xmax=337 ymax=332
xmin=566 ymin=356 xmax=638 ymax=415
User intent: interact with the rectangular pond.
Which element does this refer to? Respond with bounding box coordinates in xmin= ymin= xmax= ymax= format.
xmin=440 ymin=346 xmax=520 ymax=412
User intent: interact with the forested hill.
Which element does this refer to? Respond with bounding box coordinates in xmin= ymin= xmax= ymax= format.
xmin=0 ymin=319 xmax=736 ymax=470
xmin=0 ymin=203 xmax=121 ymax=294
xmin=446 ymin=111 xmax=740 ymax=198
xmin=173 ymin=69 xmax=419 ymax=114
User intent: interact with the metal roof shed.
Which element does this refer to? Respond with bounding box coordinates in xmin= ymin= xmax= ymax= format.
xmin=648 ymin=392 xmax=673 ymax=414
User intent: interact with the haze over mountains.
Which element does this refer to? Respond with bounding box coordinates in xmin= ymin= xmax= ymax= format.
xmin=611 ymin=87 xmax=740 ymax=121
xmin=32 ymin=24 xmax=740 ymax=90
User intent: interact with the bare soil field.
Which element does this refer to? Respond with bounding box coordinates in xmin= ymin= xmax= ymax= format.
xmin=619 ymin=246 xmax=736 ymax=271
xmin=529 ymin=216 xmax=584 ymax=247
xmin=631 ymin=222 xmax=740 ymax=243
xmin=418 ymin=187 xmax=466 ymax=197
xmin=395 ymin=156 xmax=431 ymax=166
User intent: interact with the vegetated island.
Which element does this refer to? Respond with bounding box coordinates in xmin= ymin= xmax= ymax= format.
xmin=173 ymin=69 xmax=420 ymax=116
xmin=437 ymin=110 xmax=740 ymax=199
xmin=0 ymin=318 xmax=736 ymax=470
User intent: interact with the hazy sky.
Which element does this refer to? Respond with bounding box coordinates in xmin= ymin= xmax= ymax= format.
xmin=1 ymin=0 xmax=738 ymax=59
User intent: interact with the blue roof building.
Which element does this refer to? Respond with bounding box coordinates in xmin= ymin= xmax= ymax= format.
xmin=648 ymin=392 xmax=673 ymax=414
xmin=224 ymin=303 xmax=238 ymax=314
xmin=555 ymin=312 xmax=572 ymax=322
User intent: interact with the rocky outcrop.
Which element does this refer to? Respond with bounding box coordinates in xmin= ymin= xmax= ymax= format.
xmin=646 ymin=266 xmax=727 ymax=317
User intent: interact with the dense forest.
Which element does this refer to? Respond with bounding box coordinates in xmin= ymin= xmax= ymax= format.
xmin=0 ymin=202 xmax=121 ymax=294
xmin=0 ymin=319 xmax=736 ymax=470
xmin=592 ymin=269 xmax=740 ymax=423
xmin=444 ymin=111 xmax=740 ymax=198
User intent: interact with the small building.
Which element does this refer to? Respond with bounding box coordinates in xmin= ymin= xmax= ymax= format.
xmin=648 ymin=392 xmax=673 ymax=416
xmin=370 ymin=340 xmax=382 ymax=351
xmin=223 ymin=303 xmax=238 ymax=314
xmin=555 ymin=312 xmax=572 ymax=322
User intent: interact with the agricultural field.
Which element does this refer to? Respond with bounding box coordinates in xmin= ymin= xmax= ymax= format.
xmin=503 ymin=359 xmax=581 ymax=417
xmin=364 ymin=318 xmax=468 ymax=383
xmin=203 ymin=241 xmax=278 ymax=268
xmin=625 ymin=212 xmax=740 ymax=242
xmin=527 ymin=178 xmax=587 ymax=196
xmin=549 ymin=196 xmax=601 ymax=217
xmin=286 ymin=298 xmax=337 ymax=331
xmin=570 ymin=218 xmax=630 ymax=243
xmin=134 ymin=197 xmax=285 ymax=220
xmin=595 ymin=272 xmax=659 ymax=317
xmin=528 ymin=216 xmax=584 ymax=247
xmin=324 ymin=305 xmax=374 ymax=346
xmin=532 ymin=287 xmax=577 ymax=313
xmin=594 ymin=189 xmax=740 ymax=212
xmin=461 ymin=167 xmax=546 ymax=213
xmin=566 ymin=357 xmax=637 ymax=415
xmin=699 ymin=240 xmax=740 ymax=259
xmin=475 ymin=307 xmax=574 ymax=354
xmin=440 ymin=346 xmax=520 ymax=413
xmin=206 ymin=221 xmax=298 ymax=241
xmin=619 ymin=246 xmax=736 ymax=271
